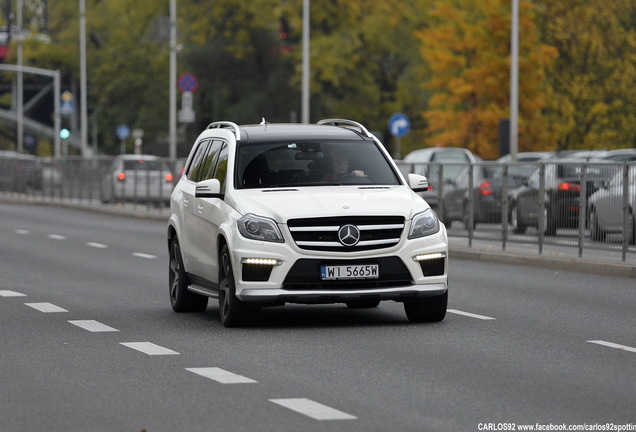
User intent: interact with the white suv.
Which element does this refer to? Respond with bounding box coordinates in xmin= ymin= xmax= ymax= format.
xmin=167 ymin=119 xmax=448 ymax=327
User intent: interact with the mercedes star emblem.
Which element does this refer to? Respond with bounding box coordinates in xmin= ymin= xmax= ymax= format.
xmin=338 ymin=224 xmax=361 ymax=247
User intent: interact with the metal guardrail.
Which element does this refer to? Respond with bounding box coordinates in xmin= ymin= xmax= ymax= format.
xmin=395 ymin=160 xmax=635 ymax=262
xmin=2 ymin=155 xmax=635 ymax=262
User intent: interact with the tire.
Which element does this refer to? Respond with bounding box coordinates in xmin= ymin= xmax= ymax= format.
xmin=589 ymin=207 xmax=605 ymax=242
xmin=218 ymin=245 xmax=251 ymax=327
xmin=345 ymin=299 xmax=381 ymax=309
xmin=511 ymin=203 xmax=525 ymax=234
xmin=627 ymin=210 xmax=636 ymax=245
xmin=169 ymin=238 xmax=208 ymax=313
xmin=403 ymin=291 xmax=448 ymax=323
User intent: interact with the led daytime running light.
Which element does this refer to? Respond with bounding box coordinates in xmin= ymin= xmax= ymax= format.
xmin=413 ymin=252 xmax=446 ymax=262
xmin=241 ymin=258 xmax=281 ymax=266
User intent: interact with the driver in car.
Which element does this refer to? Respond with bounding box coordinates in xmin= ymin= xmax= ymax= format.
xmin=323 ymin=152 xmax=366 ymax=181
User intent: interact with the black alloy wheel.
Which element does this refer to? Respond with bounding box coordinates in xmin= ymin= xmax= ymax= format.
xmin=218 ymin=245 xmax=252 ymax=327
xmin=169 ymin=238 xmax=208 ymax=313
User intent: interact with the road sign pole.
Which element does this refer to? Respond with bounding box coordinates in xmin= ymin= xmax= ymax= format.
xmin=169 ymin=0 xmax=177 ymax=161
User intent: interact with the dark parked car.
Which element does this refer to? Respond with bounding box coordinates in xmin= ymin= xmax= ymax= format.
xmin=441 ymin=164 xmax=526 ymax=229
xmin=511 ymin=159 xmax=618 ymax=235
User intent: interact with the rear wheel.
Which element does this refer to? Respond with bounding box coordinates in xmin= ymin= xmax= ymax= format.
xmin=218 ymin=245 xmax=251 ymax=327
xmin=403 ymin=291 xmax=447 ymax=323
xmin=169 ymin=238 xmax=208 ymax=312
xmin=589 ymin=207 xmax=605 ymax=242
xmin=627 ymin=210 xmax=636 ymax=245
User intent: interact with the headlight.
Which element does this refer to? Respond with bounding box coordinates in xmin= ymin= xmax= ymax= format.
xmin=237 ymin=214 xmax=284 ymax=243
xmin=408 ymin=208 xmax=440 ymax=239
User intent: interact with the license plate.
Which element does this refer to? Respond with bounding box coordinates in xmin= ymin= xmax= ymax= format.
xmin=320 ymin=264 xmax=379 ymax=280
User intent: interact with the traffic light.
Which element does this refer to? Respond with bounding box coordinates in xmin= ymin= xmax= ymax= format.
xmin=60 ymin=128 xmax=70 ymax=140
xmin=279 ymin=17 xmax=290 ymax=40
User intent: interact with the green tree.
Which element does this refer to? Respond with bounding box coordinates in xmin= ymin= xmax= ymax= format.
xmin=538 ymin=0 xmax=636 ymax=150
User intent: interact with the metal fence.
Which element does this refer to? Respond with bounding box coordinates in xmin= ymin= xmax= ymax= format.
xmin=0 ymin=155 xmax=177 ymax=213
xmin=396 ymin=160 xmax=636 ymax=261
xmin=2 ymin=155 xmax=635 ymax=261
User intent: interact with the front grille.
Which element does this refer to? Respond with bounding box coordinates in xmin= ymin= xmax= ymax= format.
xmin=282 ymin=257 xmax=412 ymax=291
xmin=287 ymin=216 xmax=405 ymax=252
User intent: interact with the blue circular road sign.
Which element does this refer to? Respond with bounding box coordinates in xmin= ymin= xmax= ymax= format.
xmin=116 ymin=125 xmax=130 ymax=140
xmin=388 ymin=113 xmax=410 ymax=138
xmin=178 ymin=73 xmax=199 ymax=92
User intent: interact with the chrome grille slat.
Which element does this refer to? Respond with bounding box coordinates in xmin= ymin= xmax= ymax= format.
xmin=288 ymin=216 xmax=405 ymax=252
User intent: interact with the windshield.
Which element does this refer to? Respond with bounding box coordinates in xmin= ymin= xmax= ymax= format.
xmin=235 ymin=139 xmax=400 ymax=189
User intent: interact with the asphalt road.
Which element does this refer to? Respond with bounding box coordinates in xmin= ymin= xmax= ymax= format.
xmin=1 ymin=203 xmax=635 ymax=432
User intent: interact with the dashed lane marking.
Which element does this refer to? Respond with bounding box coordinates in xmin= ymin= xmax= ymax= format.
xmin=69 ymin=320 xmax=119 ymax=332
xmin=47 ymin=234 xmax=66 ymax=240
xmin=15 ymin=229 xmax=30 ymax=235
xmin=270 ymin=398 xmax=357 ymax=421
xmin=120 ymin=342 xmax=179 ymax=355
xmin=587 ymin=340 xmax=636 ymax=353
xmin=86 ymin=242 xmax=108 ymax=249
xmin=447 ymin=309 xmax=496 ymax=320
xmin=0 ymin=290 xmax=26 ymax=297
xmin=25 ymin=302 xmax=68 ymax=313
xmin=186 ymin=367 xmax=257 ymax=384
xmin=132 ymin=252 xmax=157 ymax=259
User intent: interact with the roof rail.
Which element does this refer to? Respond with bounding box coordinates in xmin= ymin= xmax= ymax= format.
xmin=206 ymin=121 xmax=241 ymax=140
xmin=317 ymin=119 xmax=373 ymax=138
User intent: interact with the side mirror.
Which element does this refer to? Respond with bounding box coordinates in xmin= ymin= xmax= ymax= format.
xmin=195 ymin=178 xmax=223 ymax=198
xmin=408 ymin=173 xmax=428 ymax=192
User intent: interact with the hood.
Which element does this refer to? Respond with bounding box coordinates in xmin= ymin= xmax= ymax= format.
xmin=227 ymin=186 xmax=429 ymax=223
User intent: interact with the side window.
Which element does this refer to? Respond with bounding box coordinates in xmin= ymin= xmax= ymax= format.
xmin=186 ymin=140 xmax=210 ymax=181
xmin=213 ymin=143 xmax=229 ymax=192
xmin=199 ymin=140 xmax=223 ymax=181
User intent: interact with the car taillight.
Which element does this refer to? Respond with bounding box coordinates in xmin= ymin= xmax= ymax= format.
xmin=479 ymin=180 xmax=493 ymax=196
xmin=117 ymin=172 xmax=126 ymax=182
xmin=558 ymin=182 xmax=580 ymax=192
xmin=165 ymin=173 xmax=174 ymax=182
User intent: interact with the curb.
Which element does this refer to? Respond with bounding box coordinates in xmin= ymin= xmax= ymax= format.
xmin=449 ymin=249 xmax=636 ymax=278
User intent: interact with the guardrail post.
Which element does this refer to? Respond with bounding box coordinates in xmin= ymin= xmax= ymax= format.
xmin=467 ymin=163 xmax=474 ymax=246
xmin=622 ymin=163 xmax=629 ymax=261
xmin=502 ymin=164 xmax=509 ymax=251
xmin=578 ymin=164 xmax=587 ymax=258
xmin=538 ymin=163 xmax=546 ymax=254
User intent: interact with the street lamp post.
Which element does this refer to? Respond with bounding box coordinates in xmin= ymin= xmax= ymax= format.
xmin=509 ymin=0 xmax=519 ymax=161
xmin=79 ymin=0 xmax=89 ymax=157
xmin=169 ymin=0 xmax=177 ymax=161
xmin=301 ymin=0 xmax=310 ymax=124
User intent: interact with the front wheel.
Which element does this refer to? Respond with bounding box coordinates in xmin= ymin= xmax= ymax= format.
xmin=403 ymin=291 xmax=447 ymax=323
xmin=218 ymin=245 xmax=251 ymax=327
xmin=169 ymin=238 xmax=208 ymax=312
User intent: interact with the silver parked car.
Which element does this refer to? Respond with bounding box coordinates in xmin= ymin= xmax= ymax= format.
xmin=101 ymin=154 xmax=174 ymax=204
xmin=588 ymin=165 xmax=636 ymax=244
xmin=397 ymin=147 xmax=477 ymax=210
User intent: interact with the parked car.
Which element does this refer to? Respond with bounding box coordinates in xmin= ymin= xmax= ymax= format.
xmin=511 ymin=159 xmax=618 ymax=235
xmin=167 ymin=119 xmax=449 ymax=327
xmin=588 ymin=165 xmax=636 ymax=244
xmin=599 ymin=149 xmax=636 ymax=162
xmin=101 ymin=154 xmax=174 ymax=204
xmin=441 ymin=163 xmax=527 ymax=229
xmin=398 ymin=147 xmax=477 ymax=210
xmin=0 ymin=150 xmax=43 ymax=192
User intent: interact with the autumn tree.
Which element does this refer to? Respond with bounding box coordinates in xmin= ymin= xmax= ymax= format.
xmin=417 ymin=0 xmax=556 ymax=158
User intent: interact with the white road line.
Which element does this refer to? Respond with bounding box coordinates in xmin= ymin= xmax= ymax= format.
xmin=120 ymin=342 xmax=179 ymax=356
xmin=47 ymin=234 xmax=66 ymax=240
xmin=587 ymin=340 xmax=636 ymax=353
xmin=15 ymin=229 xmax=30 ymax=235
xmin=86 ymin=242 xmax=108 ymax=249
xmin=0 ymin=290 xmax=26 ymax=297
xmin=186 ymin=367 xmax=257 ymax=384
xmin=132 ymin=252 xmax=157 ymax=259
xmin=25 ymin=302 xmax=68 ymax=313
xmin=68 ymin=320 xmax=119 ymax=332
xmin=269 ymin=398 xmax=357 ymax=421
xmin=447 ymin=309 xmax=496 ymax=320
